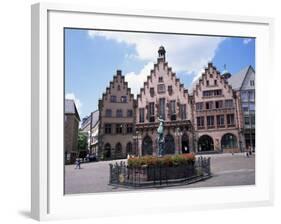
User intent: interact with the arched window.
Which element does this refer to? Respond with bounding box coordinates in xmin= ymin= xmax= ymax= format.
xmin=115 ymin=142 xmax=123 ymax=158
xmin=142 ymin=136 xmax=153 ymax=156
xmin=164 ymin=134 xmax=175 ymax=154
xmin=104 ymin=143 xmax=111 ymax=159
xmin=221 ymin=133 xmax=237 ymax=149
xmin=181 ymin=133 xmax=189 ymax=153
xmin=126 ymin=142 xmax=133 ymax=155
xmin=198 ymin=135 xmax=214 ymax=151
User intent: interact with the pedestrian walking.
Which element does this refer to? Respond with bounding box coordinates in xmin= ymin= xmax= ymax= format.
xmin=75 ymin=158 xmax=81 ymax=169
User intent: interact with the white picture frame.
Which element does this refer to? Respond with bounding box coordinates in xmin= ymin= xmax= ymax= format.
xmin=31 ymin=2 xmax=274 ymax=221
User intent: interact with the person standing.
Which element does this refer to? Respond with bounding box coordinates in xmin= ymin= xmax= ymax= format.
xmin=75 ymin=158 xmax=81 ymax=169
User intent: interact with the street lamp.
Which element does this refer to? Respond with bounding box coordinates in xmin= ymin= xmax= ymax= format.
xmin=175 ymin=127 xmax=182 ymax=154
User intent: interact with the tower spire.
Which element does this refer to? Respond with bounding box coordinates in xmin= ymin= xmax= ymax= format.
xmin=158 ymin=46 xmax=166 ymax=61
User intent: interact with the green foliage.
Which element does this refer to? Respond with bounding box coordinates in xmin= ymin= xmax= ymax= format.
xmin=77 ymin=132 xmax=88 ymax=150
xmin=128 ymin=153 xmax=195 ymax=168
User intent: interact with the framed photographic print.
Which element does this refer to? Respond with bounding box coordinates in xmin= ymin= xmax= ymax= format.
xmin=31 ymin=2 xmax=274 ymax=221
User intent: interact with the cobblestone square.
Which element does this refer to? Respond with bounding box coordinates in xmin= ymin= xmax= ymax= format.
xmin=65 ymin=153 xmax=255 ymax=194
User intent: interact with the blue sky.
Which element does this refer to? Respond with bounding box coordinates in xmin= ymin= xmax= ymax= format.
xmin=65 ymin=29 xmax=255 ymax=119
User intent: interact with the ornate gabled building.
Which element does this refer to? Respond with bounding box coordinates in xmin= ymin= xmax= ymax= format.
xmin=95 ymin=46 xmax=248 ymax=159
xmin=98 ymin=70 xmax=136 ymax=160
xmin=191 ymin=63 xmax=242 ymax=153
xmin=136 ymin=46 xmax=192 ymax=156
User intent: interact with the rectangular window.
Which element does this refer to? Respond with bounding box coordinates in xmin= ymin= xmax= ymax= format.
xmin=170 ymin=100 xmax=176 ymax=121
xmin=207 ymin=116 xmax=214 ymax=128
xmin=139 ymin=108 xmax=144 ymax=123
xmin=116 ymin=109 xmax=123 ymax=117
xmin=249 ymin=102 xmax=255 ymax=111
xmin=104 ymin=124 xmax=112 ymax=134
xmin=214 ymin=80 xmax=217 ymax=85
xmin=150 ymin=88 xmax=155 ymax=97
xmin=244 ymin=116 xmax=249 ymax=125
xmin=215 ymin=100 xmax=223 ymax=109
xmin=105 ymin=109 xmax=112 ymax=117
xmin=158 ymin=77 xmax=163 ymax=82
xmin=159 ymin=98 xmax=165 ymax=120
xmin=205 ymin=101 xmax=213 ymax=110
xmin=110 ymin=95 xmax=117 ymax=102
xmin=241 ymin=91 xmax=248 ymax=101
xmin=127 ymin=109 xmax=133 ymax=117
xmin=251 ymin=115 xmax=255 ymax=125
xmin=203 ymin=90 xmax=213 ymax=97
xmin=249 ymin=90 xmax=255 ymax=101
xmin=206 ymin=80 xmax=209 ymax=86
xmin=242 ymin=102 xmax=248 ymax=112
xmin=168 ymin=85 xmax=173 ymax=94
xmin=197 ymin=116 xmax=204 ymax=128
xmin=121 ymin=96 xmax=127 ymax=103
xmin=157 ymin=84 xmax=166 ymax=93
xmin=216 ymin=115 xmax=224 ymax=127
xmin=116 ymin=124 xmax=123 ymax=134
xmin=227 ymin=114 xmax=235 ymax=126
xmin=126 ymin=124 xmax=133 ymax=134
xmin=180 ymin=104 xmax=187 ymax=119
xmin=148 ymin=102 xmax=155 ymax=122
xmin=225 ymin=99 xmax=233 ymax=108
xmin=250 ymin=80 xmax=255 ymax=86
xmin=196 ymin=102 xmax=204 ymax=111
xmin=214 ymin=89 xmax=222 ymax=96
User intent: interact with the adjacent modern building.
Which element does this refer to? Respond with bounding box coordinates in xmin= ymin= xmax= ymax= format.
xmin=76 ymin=46 xmax=255 ymax=159
xmin=64 ymin=99 xmax=80 ymax=163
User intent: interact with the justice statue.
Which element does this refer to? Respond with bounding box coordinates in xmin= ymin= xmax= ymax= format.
xmin=157 ymin=116 xmax=165 ymax=156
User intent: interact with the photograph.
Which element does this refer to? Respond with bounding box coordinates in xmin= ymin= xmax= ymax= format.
xmin=63 ymin=28 xmax=256 ymax=194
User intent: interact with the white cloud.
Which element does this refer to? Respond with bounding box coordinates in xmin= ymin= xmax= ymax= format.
xmin=88 ymin=30 xmax=225 ymax=76
xmin=65 ymin=93 xmax=82 ymax=114
xmin=243 ymin=38 xmax=252 ymax=44
xmin=125 ymin=62 xmax=154 ymax=96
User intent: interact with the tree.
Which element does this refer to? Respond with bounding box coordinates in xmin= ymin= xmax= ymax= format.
xmin=77 ymin=132 xmax=88 ymax=150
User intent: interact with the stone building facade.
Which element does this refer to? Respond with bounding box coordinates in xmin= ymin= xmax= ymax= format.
xmin=191 ymin=63 xmax=242 ymax=153
xmin=98 ymin=70 xmax=136 ymax=159
xmin=136 ymin=46 xmax=192 ymax=156
xmin=95 ymin=46 xmax=251 ymax=159
xmin=64 ymin=99 xmax=80 ymax=163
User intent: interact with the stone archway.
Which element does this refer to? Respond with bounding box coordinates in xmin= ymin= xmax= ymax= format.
xmin=126 ymin=142 xmax=133 ymax=155
xmin=164 ymin=134 xmax=175 ymax=155
xmin=115 ymin=142 xmax=123 ymax=158
xmin=104 ymin=143 xmax=111 ymax=159
xmin=181 ymin=133 xmax=189 ymax=153
xmin=221 ymin=133 xmax=237 ymax=151
xmin=142 ymin=135 xmax=153 ymax=156
xmin=198 ymin=135 xmax=214 ymax=152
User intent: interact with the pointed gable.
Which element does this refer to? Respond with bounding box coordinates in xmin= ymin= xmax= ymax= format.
xmin=193 ymin=62 xmax=235 ymax=100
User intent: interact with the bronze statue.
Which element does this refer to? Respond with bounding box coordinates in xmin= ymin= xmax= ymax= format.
xmin=157 ymin=116 xmax=165 ymax=156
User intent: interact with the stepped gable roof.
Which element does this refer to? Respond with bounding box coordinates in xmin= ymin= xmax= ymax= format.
xmin=137 ymin=46 xmax=188 ymax=100
xmin=101 ymin=70 xmax=134 ymax=100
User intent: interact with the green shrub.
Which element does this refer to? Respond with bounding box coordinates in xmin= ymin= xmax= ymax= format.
xmin=127 ymin=153 xmax=195 ymax=168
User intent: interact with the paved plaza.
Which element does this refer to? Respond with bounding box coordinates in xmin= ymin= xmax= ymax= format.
xmin=64 ymin=153 xmax=255 ymax=194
